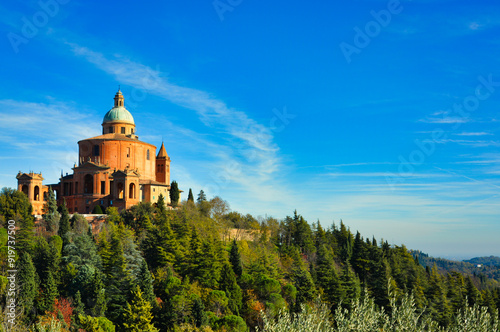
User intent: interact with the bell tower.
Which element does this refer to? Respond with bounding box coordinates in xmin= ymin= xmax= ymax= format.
xmin=155 ymin=142 xmax=171 ymax=184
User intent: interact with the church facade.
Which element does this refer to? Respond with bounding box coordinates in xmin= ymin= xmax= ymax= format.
xmin=16 ymin=90 xmax=173 ymax=215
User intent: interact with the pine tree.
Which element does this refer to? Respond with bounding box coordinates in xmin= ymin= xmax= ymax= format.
xmin=187 ymin=189 xmax=194 ymax=203
xmin=191 ymin=295 xmax=207 ymax=328
xmin=100 ymin=230 xmax=132 ymax=326
xmin=229 ymin=239 xmax=243 ymax=277
xmin=37 ymin=270 xmax=58 ymax=314
xmin=17 ymin=252 xmax=37 ymax=320
xmin=315 ymin=244 xmax=344 ymax=309
xmin=197 ymin=190 xmax=206 ymax=203
xmin=219 ymin=263 xmax=242 ymax=315
xmin=137 ymin=260 xmax=156 ymax=309
xmin=169 ymin=181 xmax=180 ymax=208
xmin=123 ymin=285 xmax=159 ymax=332
xmin=88 ymin=271 xmax=107 ymax=317
xmin=341 ymin=263 xmax=361 ymax=311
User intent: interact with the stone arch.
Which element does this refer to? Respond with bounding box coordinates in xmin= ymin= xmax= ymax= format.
xmin=21 ymin=184 xmax=28 ymax=197
xmin=117 ymin=182 xmax=124 ymax=199
xmin=129 ymin=182 xmax=136 ymax=199
xmin=34 ymin=186 xmax=40 ymax=201
xmin=84 ymin=174 xmax=93 ymax=194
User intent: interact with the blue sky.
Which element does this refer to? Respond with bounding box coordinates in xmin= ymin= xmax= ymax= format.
xmin=1 ymin=0 xmax=500 ymax=259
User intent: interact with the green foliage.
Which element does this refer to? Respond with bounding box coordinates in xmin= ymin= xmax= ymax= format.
xmin=213 ymin=315 xmax=247 ymax=332
xmin=17 ymin=252 xmax=37 ymax=320
xmin=170 ymin=181 xmax=180 ymax=208
xmin=79 ymin=314 xmax=116 ymax=332
xmin=92 ymin=205 xmax=104 ymax=214
xmin=123 ymin=285 xmax=158 ymax=332
xmin=43 ymin=188 xmax=59 ymax=233
xmin=0 ymin=187 xmax=33 ymax=222
xmin=229 ymin=239 xmax=243 ymax=277
xmin=157 ymin=194 xmax=166 ymax=214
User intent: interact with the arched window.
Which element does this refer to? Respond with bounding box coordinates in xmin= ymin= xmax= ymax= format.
xmin=34 ymin=186 xmax=40 ymax=201
xmin=129 ymin=183 xmax=136 ymax=199
xmin=117 ymin=183 xmax=124 ymax=199
xmin=21 ymin=184 xmax=28 ymax=197
xmin=84 ymin=174 xmax=93 ymax=194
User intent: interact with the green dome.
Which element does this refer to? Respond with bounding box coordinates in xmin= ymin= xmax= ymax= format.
xmin=103 ymin=106 xmax=135 ymax=125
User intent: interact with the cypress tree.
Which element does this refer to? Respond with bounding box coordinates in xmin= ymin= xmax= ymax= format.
xmin=123 ymin=285 xmax=158 ymax=332
xmin=58 ymin=201 xmax=71 ymax=245
xmin=43 ymin=187 xmax=59 ymax=233
xmin=187 ymin=188 xmax=194 ymax=203
xmin=169 ymin=181 xmax=179 ymax=208
xmin=229 ymin=239 xmax=243 ymax=277
xmin=156 ymin=194 xmax=166 ymax=215
xmin=17 ymin=252 xmax=37 ymax=320
xmin=89 ymin=271 xmax=107 ymax=317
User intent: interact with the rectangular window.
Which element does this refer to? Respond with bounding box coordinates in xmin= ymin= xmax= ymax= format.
xmin=101 ymin=181 xmax=105 ymax=195
xmin=94 ymin=145 xmax=100 ymax=156
xmin=121 ymin=127 xmax=126 ymax=134
xmin=109 ymin=127 xmax=114 ymax=133
xmin=75 ymin=182 xmax=78 ymax=194
xmin=127 ymin=147 xmax=130 ymax=158
xmin=147 ymin=149 xmax=150 ymax=160
xmin=110 ymin=181 xmax=114 ymax=196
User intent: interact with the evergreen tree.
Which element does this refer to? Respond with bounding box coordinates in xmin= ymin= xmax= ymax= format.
xmin=315 ymin=244 xmax=343 ymax=308
xmin=43 ymin=187 xmax=60 ymax=233
xmin=187 ymin=188 xmax=194 ymax=203
xmin=156 ymin=194 xmax=166 ymax=215
xmin=191 ymin=295 xmax=207 ymax=328
xmin=37 ymin=270 xmax=58 ymax=314
xmin=123 ymin=285 xmax=158 ymax=332
xmin=137 ymin=260 xmax=156 ymax=309
xmin=341 ymin=263 xmax=361 ymax=311
xmin=58 ymin=201 xmax=71 ymax=245
xmin=219 ymin=263 xmax=243 ymax=315
xmin=290 ymin=249 xmax=316 ymax=312
xmin=0 ymin=187 xmax=33 ymax=222
xmin=100 ymin=230 xmax=132 ymax=326
xmin=92 ymin=205 xmax=104 ymax=214
xmin=17 ymin=252 xmax=37 ymax=320
xmin=229 ymin=239 xmax=243 ymax=277
xmin=169 ymin=181 xmax=180 ymax=208
xmin=72 ymin=291 xmax=85 ymax=331
xmin=88 ymin=271 xmax=107 ymax=317
xmin=465 ymin=276 xmax=482 ymax=307
xmin=197 ymin=190 xmax=206 ymax=203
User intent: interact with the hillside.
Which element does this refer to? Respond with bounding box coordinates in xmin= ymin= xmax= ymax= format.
xmin=411 ymin=250 xmax=500 ymax=287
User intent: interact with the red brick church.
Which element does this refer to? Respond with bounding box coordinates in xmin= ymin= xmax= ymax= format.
xmin=16 ymin=90 xmax=174 ymax=215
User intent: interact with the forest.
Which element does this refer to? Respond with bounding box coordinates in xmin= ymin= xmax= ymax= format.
xmin=0 ymin=186 xmax=499 ymax=331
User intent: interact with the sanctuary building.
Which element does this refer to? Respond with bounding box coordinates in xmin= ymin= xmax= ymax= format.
xmin=16 ymin=90 xmax=173 ymax=215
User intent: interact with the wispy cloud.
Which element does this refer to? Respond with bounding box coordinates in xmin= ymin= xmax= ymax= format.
xmin=455 ymin=132 xmax=492 ymax=136
xmin=434 ymin=139 xmax=500 ymax=147
xmin=67 ymin=43 xmax=293 ymax=207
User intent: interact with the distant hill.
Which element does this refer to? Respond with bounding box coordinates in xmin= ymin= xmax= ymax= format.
xmin=464 ymin=256 xmax=500 ymax=267
xmin=410 ymin=250 xmax=500 ymax=285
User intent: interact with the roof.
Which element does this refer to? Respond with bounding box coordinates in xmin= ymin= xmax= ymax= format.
xmin=157 ymin=142 xmax=169 ymax=158
xmin=139 ymin=179 xmax=170 ymax=187
xmin=102 ymin=106 xmax=135 ymax=125
xmin=78 ymin=134 xmax=156 ymax=148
